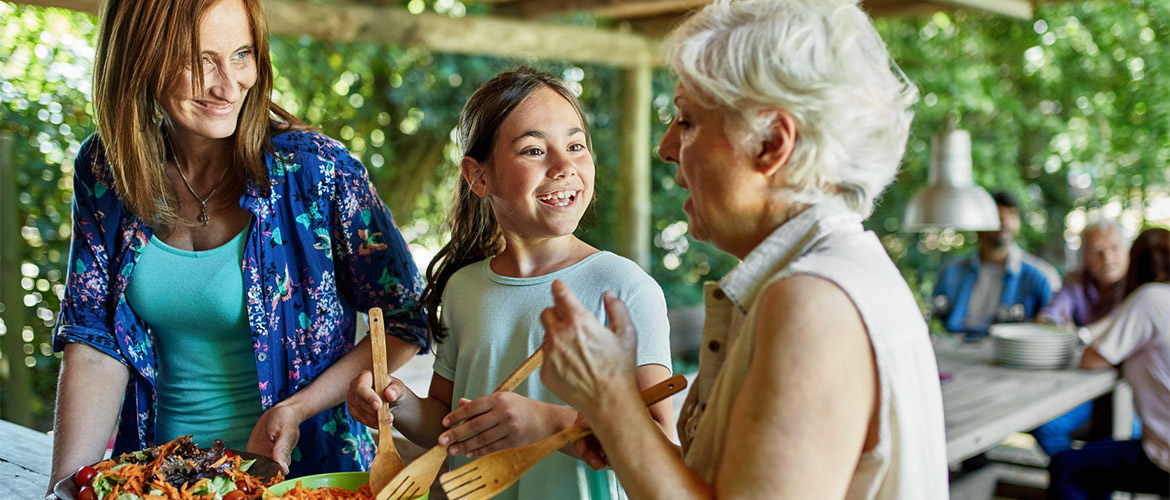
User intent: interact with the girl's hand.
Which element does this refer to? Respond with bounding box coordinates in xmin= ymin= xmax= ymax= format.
xmin=346 ymin=370 xmax=409 ymax=429
xmin=575 ymin=431 xmax=609 ymax=470
xmin=246 ymin=401 xmax=305 ymax=474
xmin=437 ymin=393 xmax=569 ymax=459
xmin=539 ymin=281 xmax=639 ymax=418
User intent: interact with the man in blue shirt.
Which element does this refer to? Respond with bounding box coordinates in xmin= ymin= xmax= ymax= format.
xmin=932 ymin=192 xmax=1060 ymax=340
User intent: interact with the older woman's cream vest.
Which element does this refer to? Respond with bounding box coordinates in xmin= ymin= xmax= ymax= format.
xmin=678 ymin=199 xmax=949 ymax=499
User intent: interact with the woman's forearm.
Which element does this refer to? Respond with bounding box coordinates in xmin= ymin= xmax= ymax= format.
xmin=48 ymin=343 xmax=131 ymax=492
xmin=280 ymin=334 xmax=419 ymax=421
xmin=586 ymin=385 xmax=712 ymax=500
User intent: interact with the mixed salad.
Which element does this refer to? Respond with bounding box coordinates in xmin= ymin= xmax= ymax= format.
xmin=72 ymin=435 xmax=283 ymax=500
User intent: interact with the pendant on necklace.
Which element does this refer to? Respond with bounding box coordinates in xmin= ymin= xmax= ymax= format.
xmin=198 ymin=203 xmax=210 ymax=225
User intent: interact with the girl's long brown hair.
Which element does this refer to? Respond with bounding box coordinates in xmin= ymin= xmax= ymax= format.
xmin=422 ymin=68 xmax=591 ymax=345
xmin=93 ymin=0 xmax=301 ymax=226
xmin=1124 ymin=227 xmax=1170 ymax=297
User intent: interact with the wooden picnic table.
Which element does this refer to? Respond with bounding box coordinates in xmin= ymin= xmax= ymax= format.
xmin=1 ymin=418 xmax=54 ymax=500
xmin=936 ymin=336 xmax=1121 ymax=465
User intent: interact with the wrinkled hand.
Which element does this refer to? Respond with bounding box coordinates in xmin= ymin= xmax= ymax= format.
xmin=539 ymin=281 xmax=638 ymax=418
xmin=346 ymin=370 xmax=408 ymax=429
xmin=437 ymin=393 xmax=560 ymax=459
xmin=246 ymin=402 xmax=303 ymax=474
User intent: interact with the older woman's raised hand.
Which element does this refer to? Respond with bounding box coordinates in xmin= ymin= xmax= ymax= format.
xmin=539 ymin=280 xmax=639 ymax=419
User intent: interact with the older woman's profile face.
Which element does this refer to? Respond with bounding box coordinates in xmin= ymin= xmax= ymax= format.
xmin=161 ymin=0 xmax=257 ymax=143
xmin=657 ymin=84 xmax=759 ymax=257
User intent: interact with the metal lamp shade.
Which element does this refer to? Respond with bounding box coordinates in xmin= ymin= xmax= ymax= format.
xmin=902 ymin=130 xmax=1001 ymax=232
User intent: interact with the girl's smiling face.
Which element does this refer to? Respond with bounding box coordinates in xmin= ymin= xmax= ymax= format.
xmin=465 ymin=86 xmax=595 ymax=244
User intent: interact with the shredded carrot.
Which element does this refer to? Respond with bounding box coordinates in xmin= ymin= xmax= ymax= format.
xmin=275 ymin=482 xmax=375 ymax=500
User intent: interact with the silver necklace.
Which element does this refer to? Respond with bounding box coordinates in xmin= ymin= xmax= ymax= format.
xmin=172 ymin=152 xmax=230 ymax=226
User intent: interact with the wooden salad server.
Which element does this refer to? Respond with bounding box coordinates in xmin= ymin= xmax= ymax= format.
xmin=376 ymin=347 xmax=545 ymax=500
xmin=368 ymin=307 xmax=407 ymax=493
xmin=439 ymin=374 xmax=687 ymax=500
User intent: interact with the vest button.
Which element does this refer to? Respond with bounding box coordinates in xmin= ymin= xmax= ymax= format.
xmin=708 ymin=340 xmax=721 ymax=352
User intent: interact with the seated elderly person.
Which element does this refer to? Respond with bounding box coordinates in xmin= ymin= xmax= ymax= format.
xmin=1048 ymin=227 xmax=1170 ymax=499
xmin=1032 ymin=220 xmax=1136 ymax=456
xmin=537 ymin=0 xmax=948 ymax=497
xmin=1038 ymin=220 xmax=1128 ymax=327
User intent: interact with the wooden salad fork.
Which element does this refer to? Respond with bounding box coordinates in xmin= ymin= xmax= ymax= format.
xmin=376 ymin=347 xmax=545 ymax=500
xmin=368 ymin=307 xmax=407 ymax=493
xmin=439 ymin=374 xmax=687 ymax=500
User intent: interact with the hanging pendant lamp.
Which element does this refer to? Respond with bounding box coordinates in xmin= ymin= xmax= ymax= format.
xmin=902 ymin=129 xmax=1001 ymax=232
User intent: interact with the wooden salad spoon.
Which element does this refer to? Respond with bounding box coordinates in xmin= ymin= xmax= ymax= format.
xmin=368 ymin=307 xmax=407 ymax=493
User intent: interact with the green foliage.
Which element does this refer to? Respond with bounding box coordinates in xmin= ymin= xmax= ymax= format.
xmin=1 ymin=0 xmax=1167 ymax=431
xmin=0 ymin=3 xmax=97 ymax=426
xmin=870 ymin=0 xmax=1169 ymax=304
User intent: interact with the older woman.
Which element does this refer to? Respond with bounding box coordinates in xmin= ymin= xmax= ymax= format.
xmin=47 ymin=0 xmax=425 ymax=489
xmin=538 ymin=0 xmax=948 ymax=497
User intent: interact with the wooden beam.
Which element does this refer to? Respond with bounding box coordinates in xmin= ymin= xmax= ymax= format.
xmin=617 ymin=65 xmax=653 ymax=270
xmin=15 ymin=0 xmax=99 ymax=13
xmin=267 ymin=1 xmax=660 ymax=68
xmin=932 ymin=0 xmax=1032 ymax=19
xmin=504 ymin=0 xmax=707 ymax=20
xmin=863 ymin=0 xmax=947 ymax=18
xmin=6 ymin=0 xmax=661 ymax=68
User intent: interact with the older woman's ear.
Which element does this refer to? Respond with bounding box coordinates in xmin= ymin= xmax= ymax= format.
xmin=754 ymin=109 xmax=797 ymax=177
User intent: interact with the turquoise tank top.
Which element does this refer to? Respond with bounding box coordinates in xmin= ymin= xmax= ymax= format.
xmin=125 ymin=223 xmax=263 ymax=449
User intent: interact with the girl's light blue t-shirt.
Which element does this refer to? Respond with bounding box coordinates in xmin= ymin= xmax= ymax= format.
xmin=125 ymin=223 xmax=263 ymax=449
xmin=434 ymin=251 xmax=672 ymax=500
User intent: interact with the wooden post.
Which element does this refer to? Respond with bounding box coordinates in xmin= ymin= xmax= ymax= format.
xmin=617 ymin=64 xmax=653 ymax=270
xmin=0 ymin=131 xmax=34 ymax=427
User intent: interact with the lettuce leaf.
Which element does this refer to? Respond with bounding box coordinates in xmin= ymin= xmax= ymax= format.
xmin=92 ymin=464 xmax=129 ymax=499
xmin=191 ymin=474 xmax=237 ymax=498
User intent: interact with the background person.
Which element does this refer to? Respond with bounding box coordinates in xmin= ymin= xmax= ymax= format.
xmin=932 ymin=191 xmax=1060 ymax=339
xmin=538 ymin=0 xmax=948 ymax=497
xmin=48 ymin=0 xmax=426 ymax=489
xmin=1035 ymin=219 xmax=1137 ymax=453
xmin=1038 ymin=219 xmax=1128 ymax=327
xmin=1048 ymin=227 xmax=1170 ymax=499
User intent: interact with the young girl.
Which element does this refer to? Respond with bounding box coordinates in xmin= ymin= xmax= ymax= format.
xmin=346 ymin=68 xmax=674 ymax=499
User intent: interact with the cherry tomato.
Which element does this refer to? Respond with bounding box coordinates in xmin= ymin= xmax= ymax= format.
xmin=223 ymin=490 xmax=246 ymax=500
xmin=224 ymin=449 xmax=236 ymax=458
xmin=73 ymin=465 xmax=98 ymax=487
xmin=235 ymin=479 xmax=253 ymax=494
xmin=78 ymin=485 xmax=97 ymax=500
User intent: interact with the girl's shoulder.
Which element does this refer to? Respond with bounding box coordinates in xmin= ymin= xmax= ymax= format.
xmin=575 ymin=251 xmax=662 ymax=292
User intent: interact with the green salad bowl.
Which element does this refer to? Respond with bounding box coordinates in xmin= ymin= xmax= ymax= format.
xmin=265 ymin=471 xmax=428 ymax=499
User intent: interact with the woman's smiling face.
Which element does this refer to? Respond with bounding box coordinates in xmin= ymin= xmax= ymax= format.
xmin=473 ymin=86 xmax=595 ymax=244
xmin=160 ymin=0 xmax=258 ymax=143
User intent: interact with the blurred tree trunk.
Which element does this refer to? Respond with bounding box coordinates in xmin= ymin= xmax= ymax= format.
xmin=379 ymin=135 xmax=445 ymax=220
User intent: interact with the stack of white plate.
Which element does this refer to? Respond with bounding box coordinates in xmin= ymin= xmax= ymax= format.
xmin=990 ymin=323 xmax=1077 ymax=369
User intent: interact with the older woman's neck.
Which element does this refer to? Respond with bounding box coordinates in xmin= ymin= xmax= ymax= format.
xmin=728 ymin=198 xmax=807 ymax=260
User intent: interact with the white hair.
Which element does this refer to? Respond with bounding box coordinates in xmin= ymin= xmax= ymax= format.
xmin=1082 ymin=219 xmax=1127 ymax=252
xmin=665 ymin=0 xmax=919 ymax=217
